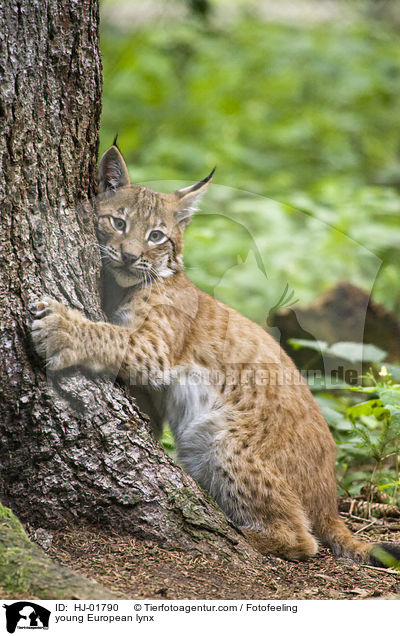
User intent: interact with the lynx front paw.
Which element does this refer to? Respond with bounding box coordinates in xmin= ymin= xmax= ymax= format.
xmin=31 ymin=297 xmax=81 ymax=371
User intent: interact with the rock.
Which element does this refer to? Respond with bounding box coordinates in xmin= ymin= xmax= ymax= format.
xmin=270 ymin=282 xmax=400 ymax=375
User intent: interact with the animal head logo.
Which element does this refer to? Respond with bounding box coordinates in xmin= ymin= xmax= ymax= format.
xmin=3 ymin=602 xmax=50 ymax=634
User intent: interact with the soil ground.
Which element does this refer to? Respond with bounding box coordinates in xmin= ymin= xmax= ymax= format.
xmin=39 ymin=514 xmax=400 ymax=600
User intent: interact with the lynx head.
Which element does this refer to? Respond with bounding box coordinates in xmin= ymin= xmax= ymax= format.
xmin=96 ymin=144 xmax=214 ymax=288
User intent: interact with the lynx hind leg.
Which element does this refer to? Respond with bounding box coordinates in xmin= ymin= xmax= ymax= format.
xmin=241 ymin=484 xmax=319 ymax=561
xmin=243 ymin=521 xmax=318 ymax=562
xmin=217 ymin=448 xmax=318 ymax=561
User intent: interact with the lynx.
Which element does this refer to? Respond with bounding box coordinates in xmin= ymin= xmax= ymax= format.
xmin=32 ymin=144 xmax=399 ymax=566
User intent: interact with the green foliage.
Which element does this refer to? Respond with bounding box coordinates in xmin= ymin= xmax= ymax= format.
xmin=100 ymin=13 xmax=400 ymax=319
xmin=160 ymin=425 xmax=177 ymax=461
xmin=316 ymin=368 xmax=400 ymax=501
xmin=346 ymin=372 xmax=400 ymax=498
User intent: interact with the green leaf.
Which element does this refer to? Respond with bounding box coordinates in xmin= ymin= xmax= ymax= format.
xmin=347 ymin=385 xmax=377 ymax=393
xmin=327 ymin=342 xmax=387 ymax=364
xmin=378 ymin=387 xmax=400 ymax=409
xmin=288 ymin=338 xmax=328 ymax=352
xmin=346 ymin=400 xmax=389 ymax=421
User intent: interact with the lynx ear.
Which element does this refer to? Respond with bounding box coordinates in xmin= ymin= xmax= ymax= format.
xmin=174 ymin=167 xmax=215 ymax=226
xmin=98 ymin=145 xmax=130 ymax=193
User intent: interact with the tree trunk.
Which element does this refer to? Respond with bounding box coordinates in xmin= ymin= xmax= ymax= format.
xmin=0 ymin=0 xmax=252 ymax=563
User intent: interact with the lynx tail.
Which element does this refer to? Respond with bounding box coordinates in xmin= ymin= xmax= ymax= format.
xmin=321 ymin=517 xmax=400 ymax=568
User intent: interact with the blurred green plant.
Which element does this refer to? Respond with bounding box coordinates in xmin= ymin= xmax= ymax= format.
xmin=100 ymin=14 xmax=400 ymax=319
xmin=344 ymin=369 xmax=400 ymax=503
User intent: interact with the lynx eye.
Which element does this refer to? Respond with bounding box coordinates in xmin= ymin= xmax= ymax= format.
xmin=148 ymin=229 xmax=166 ymax=244
xmin=110 ymin=217 xmax=126 ymax=232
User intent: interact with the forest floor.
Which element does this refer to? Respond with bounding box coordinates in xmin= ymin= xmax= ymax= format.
xmin=38 ymin=514 xmax=400 ymax=600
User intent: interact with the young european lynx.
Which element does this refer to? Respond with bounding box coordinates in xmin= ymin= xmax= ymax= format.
xmin=32 ymin=145 xmax=399 ymax=566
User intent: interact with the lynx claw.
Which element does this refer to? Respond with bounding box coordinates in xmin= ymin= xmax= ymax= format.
xmin=31 ymin=296 xmax=61 ymax=320
xmin=31 ymin=301 xmax=50 ymax=322
xmin=34 ymin=300 xmax=50 ymax=316
xmin=31 ymin=297 xmax=77 ymax=371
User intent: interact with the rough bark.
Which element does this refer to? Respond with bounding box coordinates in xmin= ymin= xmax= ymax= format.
xmin=0 ymin=0 xmax=253 ymax=563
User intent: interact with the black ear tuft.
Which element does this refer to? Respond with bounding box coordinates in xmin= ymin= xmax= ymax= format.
xmin=112 ymin=133 xmax=119 ymax=149
xmin=174 ymin=167 xmax=215 ymax=227
xmin=204 ymin=166 xmax=216 ymax=182
xmin=176 ymin=167 xmax=216 ymax=199
xmin=370 ymin=543 xmax=400 ymax=568
xmin=184 ymin=166 xmax=215 ymax=195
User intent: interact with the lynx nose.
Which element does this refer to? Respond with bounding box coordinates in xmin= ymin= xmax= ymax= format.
xmin=122 ymin=252 xmax=139 ymax=265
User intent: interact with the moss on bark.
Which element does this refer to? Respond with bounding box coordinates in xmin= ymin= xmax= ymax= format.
xmin=0 ymin=504 xmax=118 ymax=599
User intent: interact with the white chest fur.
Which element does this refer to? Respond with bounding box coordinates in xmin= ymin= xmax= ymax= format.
xmin=111 ymin=304 xmax=133 ymax=326
xmin=165 ymin=368 xmax=226 ymax=486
